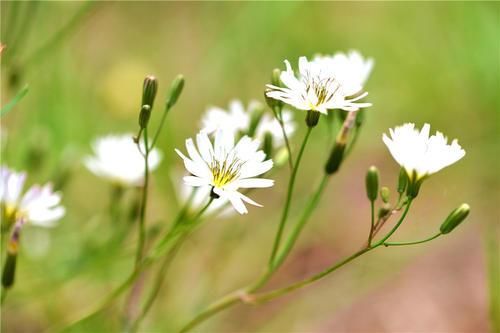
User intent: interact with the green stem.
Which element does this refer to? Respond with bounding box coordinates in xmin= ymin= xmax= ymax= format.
xmin=136 ymin=127 xmax=150 ymax=266
xmin=368 ymin=200 xmax=375 ymax=246
xmin=130 ymin=198 xmax=213 ymax=332
xmin=272 ymin=175 xmax=329 ymax=269
xmin=383 ymin=233 xmax=441 ymax=247
xmin=177 ymin=200 xmax=413 ymax=333
xmin=269 ymin=127 xmax=312 ymax=266
xmin=374 ymin=199 xmax=412 ymax=246
xmin=150 ymin=104 xmax=171 ymax=150
xmin=273 ymin=105 xmax=294 ymax=170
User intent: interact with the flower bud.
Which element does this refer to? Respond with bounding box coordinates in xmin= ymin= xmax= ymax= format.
xmin=263 ymin=132 xmax=273 ymax=158
xmin=2 ymin=224 xmax=21 ymax=289
xmin=378 ymin=203 xmax=391 ymax=219
xmin=141 ymin=75 xmax=158 ymax=109
xmin=305 ymin=110 xmax=320 ymax=128
xmin=380 ymin=187 xmax=390 ymax=203
xmin=397 ymin=168 xmax=408 ymax=194
xmin=365 ymin=166 xmax=379 ymax=202
xmin=440 ymin=203 xmax=470 ymax=234
xmin=271 ymin=68 xmax=281 ymax=87
xmin=325 ymin=142 xmax=346 ymax=174
xmin=138 ymin=105 xmax=151 ymax=129
xmin=166 ymin=75 xmax=184 ymax=109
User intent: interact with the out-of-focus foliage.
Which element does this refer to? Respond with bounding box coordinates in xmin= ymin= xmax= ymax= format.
xmin=1 ymin=2 xmax=498 ymax=332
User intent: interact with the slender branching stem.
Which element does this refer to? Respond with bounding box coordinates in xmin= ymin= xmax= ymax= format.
xmin=368 ymin=200 xmax=375 ymax=246
xmin=177 ymin=201 xmax=414 ymax=333
xmin=272 ymin=174 xmax=329 ymax=269
xmin=150 ymin=104 xmax=171 ymax=150
xmin=136 ymin=127 xmax=150 ymax=265
xmin=273 ymin=105 xmax=294 ymax=170
xmin=269 ymin=127 xmax=313 ymax=266
xmin=383 ymin=233 xmax=442 ymax=247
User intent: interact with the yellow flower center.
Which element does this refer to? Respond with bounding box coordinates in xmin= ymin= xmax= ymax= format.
xmin=210 ymin=158 xmax=243 ymax=188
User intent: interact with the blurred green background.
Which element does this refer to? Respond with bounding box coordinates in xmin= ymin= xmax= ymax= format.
xmin=1 ymin=2 xmax=499 ymax=332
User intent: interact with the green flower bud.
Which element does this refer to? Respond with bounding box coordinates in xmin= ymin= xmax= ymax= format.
xmin=305 ymin=110 xmax=320 ymax=128
xmin=380 ymin=187 xmax=390 ymax=203
xmin=397 ymin=168 xmax=408 ymax=194
xmin=270 ymin=68 xmax=280 ymax=85
xmin=2 ymin=224 xmax=21 ymax=289
xmin=365 ymin=166 xmax=379 ymax=202
xmin=166 ymin=75 xmax=184 ymax=109
xmin=378 ymin=203 xmax=391 ymax=219
xmin=138 ymin=105 xmax=151 ymax=129
xmin=141 ymin=75 xmax=158 ymax=109
xmin=325 ymin=142 xmax=346 ymax=174
xmin=440 ymin=204 xmax=470 ymax=234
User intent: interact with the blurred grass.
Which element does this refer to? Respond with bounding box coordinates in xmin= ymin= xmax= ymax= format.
xmin=1 ymin=2 xmax=499 ymax=332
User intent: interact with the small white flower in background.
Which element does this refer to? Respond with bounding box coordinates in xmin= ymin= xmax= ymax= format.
xmin=266 ymin=56 xmax=372 ymax=114
xmin=383 ymin=123 xmax=465 ymax=179
xmin=175 ymin=130 xmax=274 ymax=214
xmin=201 ymin=100 xmax=250 ymax=137
xmin=312 ymin=50 xmax=374 ymax=97
xmin=201 ymin=99 xmax=295 ymax=146
xmin=0 ymin=166 xmax=65 ymax=228
xmin=84 ymin=133 xmax=162 ymax=186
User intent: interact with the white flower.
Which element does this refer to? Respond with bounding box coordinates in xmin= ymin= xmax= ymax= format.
xmin=175 ymin=130 xmax=274 ymax=214
xmin=312 ymin=50 xmax=374 ymax=97
xmin=383 ymin=123 xmax=465 ymax=179
xmin=201 ymin=100 xmax=250 ymax=136
xmin=0 ymin=166 xmax=65 ymax=227
xmin=84 ymin=133 xmax=162 ymax=186
xmin=266 ymin=56 xmax=372 ymax=114
xmin=201 ymin=99 xmax=295 ymax=146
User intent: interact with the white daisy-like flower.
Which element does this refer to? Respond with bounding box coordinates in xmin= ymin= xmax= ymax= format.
xmin=175 ymin=130 xmax=274 ymax=215
xmin=0 ymin=166 xmax=65 ymax=228
xmin=383 ymin=123 xmax=465 ymax=180
xmin=312 ymin=50 xmax=374 ymax=97
xmin=201 ymin=99 xmax=295 ymax=146
xmin=266 ymin=56 xmax=372 ymax=114
xmin=84 ymin=133 xmax=162 ymax=186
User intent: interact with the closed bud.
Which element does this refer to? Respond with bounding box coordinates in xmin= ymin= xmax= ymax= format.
xmin=141 ymin=75 xmax=158 ymax=109
xmin=138 ymin=105 xmax=151 ymax=129
xmin=305 ymin=110 xmax=320 ymax=128
xmin=2 ymin=223 xmax=21 ymax=289
xmin=365 ymin=166 xmax=379 ymax=202
xmin=325 ymin=142 xmax=346 ymax=174
xmin=380 ymin=187 xmax=390 ymax=203
xmin=166 ymin=75 xmax=184 ymax=109
xmin=440 ymin=204 xmax=470 ymax=234
xmin=271 ymin=68 xmax=281 ymax=86
xmin=378 ymin=203 xmax=391 ymax=219
xmin=263 ymin=132 xmax=273 ymax=158
xmin=397 ymin=168 xmax=408 ymax=194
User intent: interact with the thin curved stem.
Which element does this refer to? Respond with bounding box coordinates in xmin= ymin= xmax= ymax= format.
xmin=177 ymin=200 xmax=413 ymax=333
xmin=150 ymin=104 xmax=171 ymax=149
xmin=136 ymin=127 xmax=150 ymax=265
xmin=368 ymin=200 xmax=375 ymax=246
xmin=269 ymin=127 xmax=313 ymax=266
xmin=374 ymin=199 xmax=412 ymax=246
xmin=383 ymin=233 xmax=441 ymax=247
xmin=273 ymin=106 xmax=294 ymax=170
xmin=272 ymin=174 xmax=329 ymax=269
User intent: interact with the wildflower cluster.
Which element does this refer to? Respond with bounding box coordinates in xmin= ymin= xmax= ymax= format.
xmin=1 ymin=49 xmax=469 ymax=333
